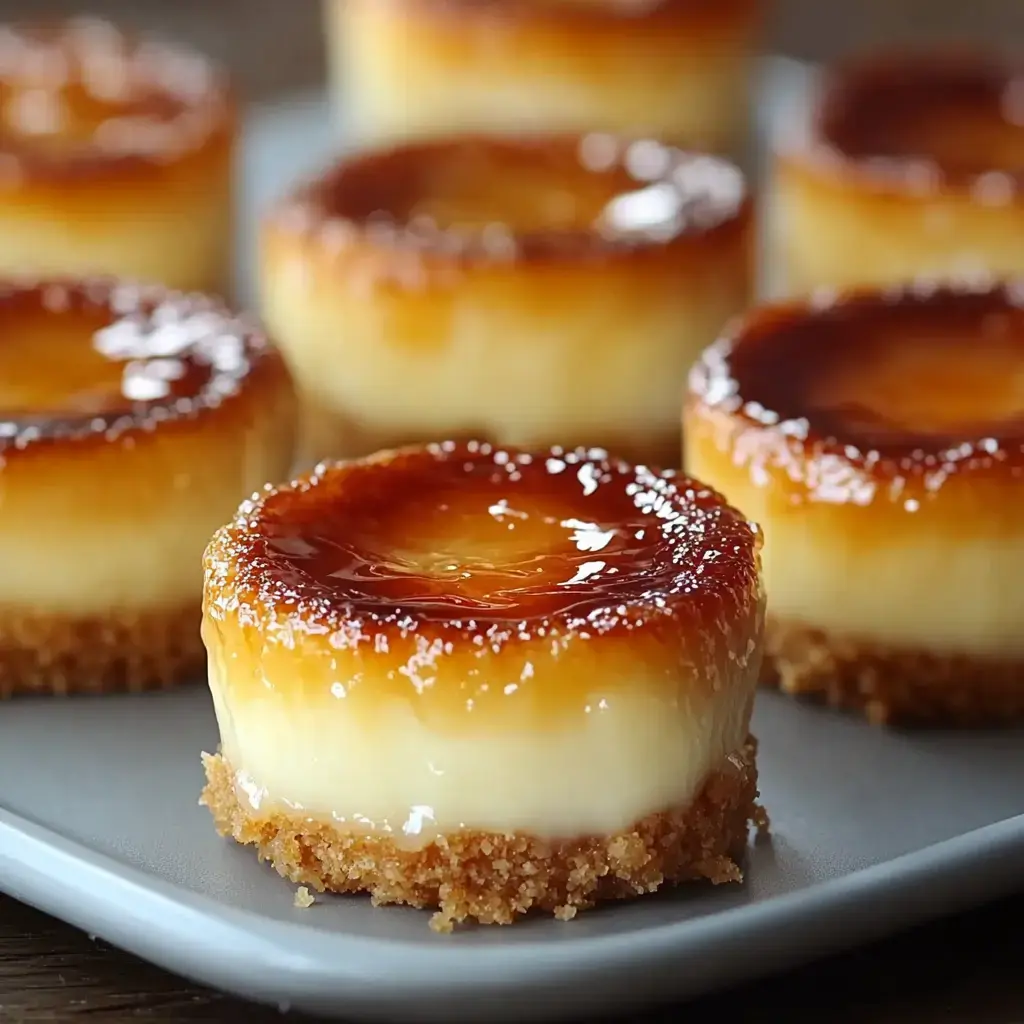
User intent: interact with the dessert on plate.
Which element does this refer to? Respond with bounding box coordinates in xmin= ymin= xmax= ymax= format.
xmin=685 ymin=277 xmax=1024 ymax=725
xmin=328 ymin=0 xmax=762 ymax=160
xmin=774 ymin=49 xmax=1024 ymax=296
xmin=200 ymin=440 xmax=766 ymax=931
xmin=261 ymin=133 xmax=753 ymax=469
xmin=0 ymin=277 xmax=295 ymax=697
xmin=0 ymin=18 xmax=236 ymax=294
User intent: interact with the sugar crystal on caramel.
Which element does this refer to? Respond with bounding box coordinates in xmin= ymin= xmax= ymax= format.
xmin=0 ymin=18 xmax=230 ymax=177
xmin=0 ymin=278 xmax=271 ymax=452
xmin=274 ymin=135 xmax=746 ymax=266
xmin=213 ymin=441 xmax=760 ymax=635
xmin=809 ymin=50 xmax=1024 ymax=195
xmin=689 ymin=278 xmax=1024 ymax=504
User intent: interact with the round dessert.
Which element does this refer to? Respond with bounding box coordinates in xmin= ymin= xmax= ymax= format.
xmin=0 ymin=277 xmax=295 ymax=697
xmin=200 ymin=441 xmax=765 ymax=931
xmin=774 ymin=49 xmax=1024 ymax=296
xmin=328 ymin=0 xmax=762 ymax=160
xmin=684 ymin=278 xmax=1024 ymax=725
xmin=261 ymin=134 xmax=753 ymax=470
xmin=0 ymin=18 xmax=235 ymax=294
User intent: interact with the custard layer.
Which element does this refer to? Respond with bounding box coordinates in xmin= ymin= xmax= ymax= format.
xmin=329 ymin=0 xmax=761 ymax=157
xmin=684 ymin=281 xmax=1024 ymax=664
xmin=0 ymin=20 xmax=235 ymax=293
xmin=775 ymin=156 xmax=1024 ymax=295
xmin=773 ymin=50 xmax=1024 ymax=295
xmin=202 ymin=442 xmax=764 ymax=837
xmin=261 ymin=136 xmax=752 ymax=468
xmin=202 ymin=739 xmax=761 ymax=931
xmin=207 ymin=627 xmax=755 ymax=838
xmin=0 ymin=280 xmax=296 ymax=617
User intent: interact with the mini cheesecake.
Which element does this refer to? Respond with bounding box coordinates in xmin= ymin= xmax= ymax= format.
xmin=774 ymin=50 xmax=1024 ymax=296
xmin=261 ymin=134 xmax=753 ymax=470
xmin=328 ymin=0 xmax=762 ymax=160
xmin=200 ymin=441 xmax=765 ymax=931
xmin=685 ymin=278 xmax=1024 ymax=725
xmin=0 ymin=18 xmax=235 ymax=294
xmin=0 ymin=278 xmax=295 ymax=696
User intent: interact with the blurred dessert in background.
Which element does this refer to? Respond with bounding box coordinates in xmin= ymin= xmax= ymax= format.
xmin=261 ymin=133 xmax=753 ymax=470
xmin=684 ymin=278 xmax=1024 ymax=725
xmin=328 ymin=0 xmax=762 ymax=162
xmin=773 ymin=49 xmax=1024 ymax=295
xmin=0 ymin=277 xmax=295 ymax=697
xmin=200 ymin=440 xmax=765 ymax=931
xmin=0 ymin=18 xmax=236 ymax=295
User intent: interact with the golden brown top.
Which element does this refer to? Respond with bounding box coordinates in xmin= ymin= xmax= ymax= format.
xmin=688 ymin=278 xmax=1024 ymax=504
xmin=0 ymin=17 xmax=232 ymax=182
xmin=271 ymin=134 xmax=748 ymax=268
xmin=204 ymin=441 xmax=762 ymax=649
xmin=795 ymin=49 xmax=1024 ymax=201
xmin=0 ymin=278 xmax=279 ymax=456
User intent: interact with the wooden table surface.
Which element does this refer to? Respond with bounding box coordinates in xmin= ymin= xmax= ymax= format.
xmin=2 ymin=890 xmax=1024 ymax=1021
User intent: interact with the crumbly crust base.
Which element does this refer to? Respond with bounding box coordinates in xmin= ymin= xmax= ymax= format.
xmin=201 ymin=738 xmax=763 ymax=932
xmin=763 ymin=618 xmax=1024 ymax=726
xmin=0 ymin=602 xmax=203 ymax=698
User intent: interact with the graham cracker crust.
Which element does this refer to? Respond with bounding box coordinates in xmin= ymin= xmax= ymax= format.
xmin=201 ymin=737 xmax=763 ymax=933
xmin=0 ymin=602 xmax=204 ymax=698
xmin=763 ymin=618 xmax=1024 ymax=726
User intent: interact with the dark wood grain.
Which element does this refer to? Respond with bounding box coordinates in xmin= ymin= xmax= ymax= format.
xmin=3 ymin=891 xmax=1024 ymax=1021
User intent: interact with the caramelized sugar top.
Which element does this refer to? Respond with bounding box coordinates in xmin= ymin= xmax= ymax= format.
xmin=283 ymin=135 xmax=746 ymax=259
xmin=211 ymin=441 xmax=760 ymax=634
xmin=690 ymin=280 xmax=1024 ymax=497
xmin=0 ymin=18 xmax=230 ymax=176
xmin=0 ymin=278 xmax=271 ymax=451
xmin=816 ymin=51 xmax=1024 ymax=188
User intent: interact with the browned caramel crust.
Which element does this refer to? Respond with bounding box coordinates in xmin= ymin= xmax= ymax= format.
xmin=764 ymin=619 xmax=1024 ymax=726
xmin=687 ymin=278 xmax=1024 ymax=502
xmin=0 ymin=278 xmax=287 ymax=463
xmin=267 ymin=134 xmax=750 ymax=279
xmin=391 ymin=0 xmax=761 ymax=32
xmin=200 ymin=737 xmax=762 ymax=931
xmin=203 ymin=441 xmax=763 ymax=647
xmin=0 ymin=601 xmax=202 ymax=697
xmin=783 ymin=48 xmax=1024 ymax=202
xmin=0 ymin=18 xmax=234 ymax=185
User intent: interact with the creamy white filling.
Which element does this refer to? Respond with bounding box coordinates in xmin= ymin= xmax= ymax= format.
xmin=0 ymin=185 xmax=231 ymax=294
xmin=763 ymin=521 xmax=1024 ymax=657
xmin=0 ymin=508 xmax=222 ymax=613
xmin=209 ymin=658 xmax=754 ymax=844
xmin=332 ymin=3 xmax=752 ymax=152
xmin=775 ymin=169 xmax=1024 ymax=297
xmin=262 ymin=264 xmax=745 ymax=449
xmin=693 ymin=465 xmax=1024 ymax=658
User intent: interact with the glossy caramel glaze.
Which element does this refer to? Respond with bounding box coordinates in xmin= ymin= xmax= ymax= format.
xmin=204 ymin=442 xmax=764 ymax=724
xmin=0 ymin=17 xmax=233 ymax=182
xmin=269 ymin=134 xmax=749 ymax=274
xmin=790 ymin=49 xmax=1024 ymax=200
xmin=688 ymin=279 xmax=1024 ymax=503
xmin=0 ymin=278 xmax=282 ymax=457
xmin=209 ymin=440 xmax=761 ymax=629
